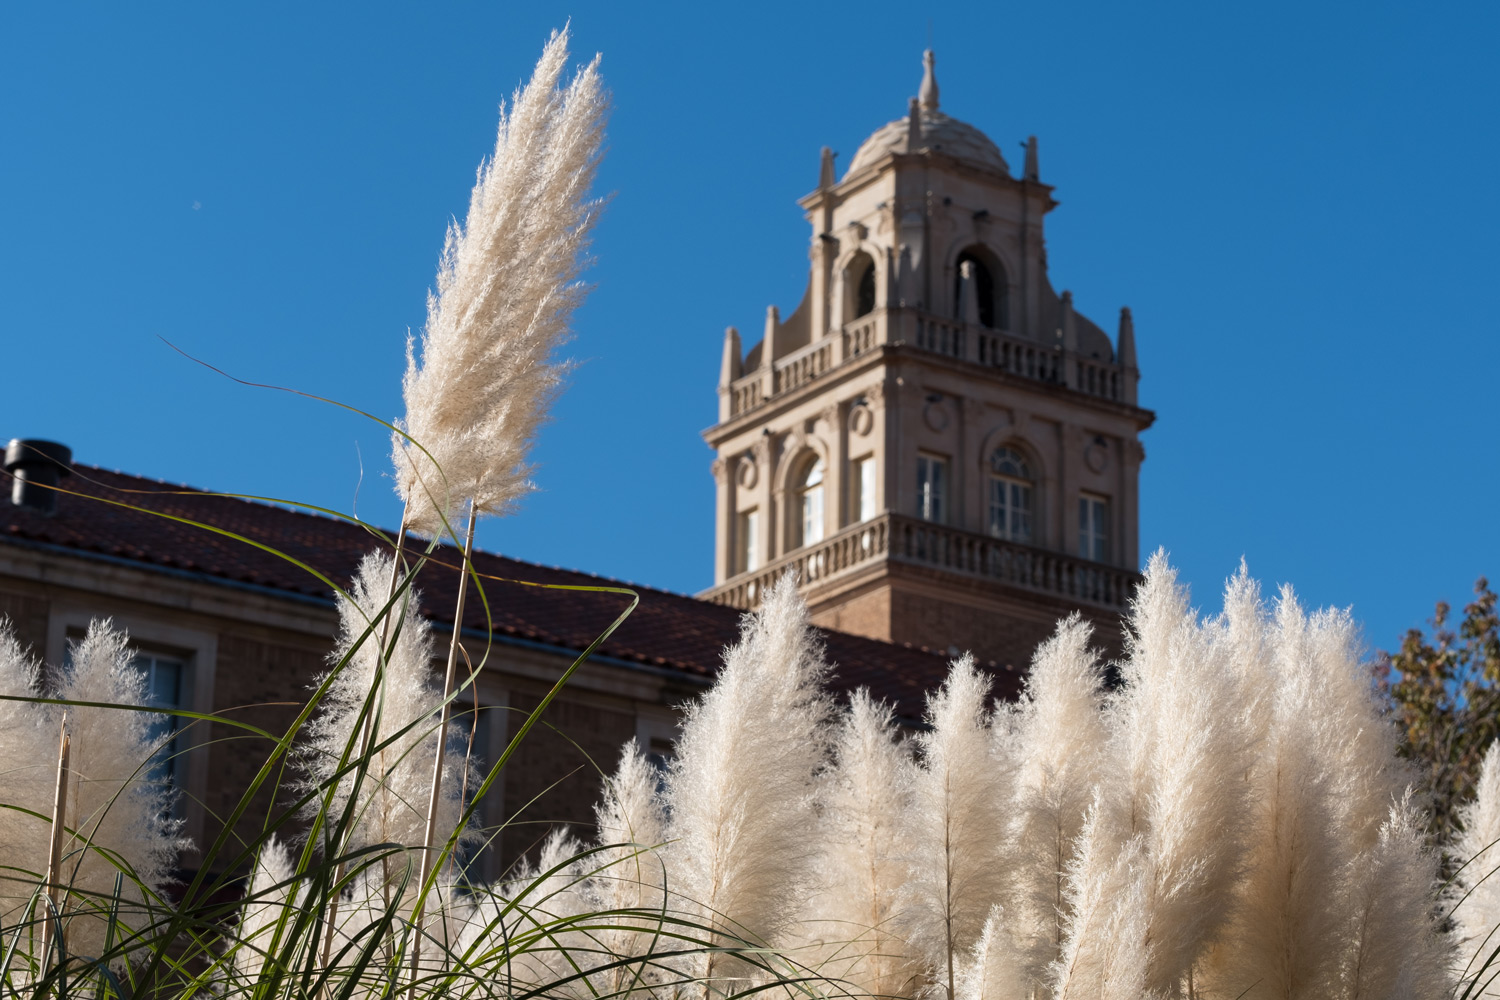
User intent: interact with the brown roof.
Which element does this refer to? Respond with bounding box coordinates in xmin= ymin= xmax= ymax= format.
xmin=1 ymin=463 xmax=1023 ymax=720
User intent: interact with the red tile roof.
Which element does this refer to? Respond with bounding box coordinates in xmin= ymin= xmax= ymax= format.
xmin=1 ymin=463 xmax=1023 ymax=719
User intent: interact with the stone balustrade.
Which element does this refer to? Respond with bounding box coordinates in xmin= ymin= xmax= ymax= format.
xmin=724 ymin=309 xmax=1129 ymax=417
xmin=773 ymin=338 xmax=834 ymax=395
xmin=702 ymin=512 xmax=1136 ymax=613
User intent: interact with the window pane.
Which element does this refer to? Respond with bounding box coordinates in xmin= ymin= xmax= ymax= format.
xmin=803 ymin=485 xmax=824 ymax=545
xmin=857 ymin=457 xmax=877 ymax=522
xmin=739 ymin=510 xmax=759 ymax=573
xmin=917 ymin=456 xmax=947 ymax=523
xmin=132 ymin=653 xmax=184 ymax=788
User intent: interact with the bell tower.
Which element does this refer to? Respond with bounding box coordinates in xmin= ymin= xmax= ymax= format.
xmin=700 ymin=51 xmax=1155 ymax=668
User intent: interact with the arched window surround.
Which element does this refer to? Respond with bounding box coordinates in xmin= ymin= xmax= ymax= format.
xmin=987 ymin=445 xmax=1035 ymax=543
xmin=773 ymin=440 xmax=832 ymax=555
xmin=945 ymin=241 xmax=1013 ymax=331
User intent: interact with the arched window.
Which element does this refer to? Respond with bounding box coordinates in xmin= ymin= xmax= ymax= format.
xmin=799 ymin=457 xmax=825 ymax=546
xmin=849 ymin=254 xmax=876 ymax=319
xmin=988 ymin=446 xmax=1033 ymax=542
xmin=954 ymin=250 xmax=1009 ymax=329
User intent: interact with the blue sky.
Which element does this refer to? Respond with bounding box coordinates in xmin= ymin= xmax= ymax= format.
xmin=2 ymin=2 xmax=1496 ymax=655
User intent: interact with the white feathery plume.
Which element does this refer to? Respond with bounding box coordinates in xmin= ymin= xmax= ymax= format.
xmin=803 ymin=690 xmax=920 ymax=998
xmin=459 ymin=829 xmax=596 ymax=996
xmin=1049 ymin=802 xmax=1151 ymax=1000
xmin=1340 ymin=791 xmax=1449 ymax=1000
xmin=662 ymin=572 xmax=832 ymax=984
xmin=1200 ymin=587 xmax=1351 ymax=998
xmin=589 ymin=742 xmax=671 ymax=996
xmin=48 ymin=619 xmax=185 ymax=961
xmin=0 ymin=621 xmax=55 ymax=942
xmin=900 ymin=654 xmax=1010 ymax=1000
xmin=231 ymin=837 xmax=304 ymax=981
xmin=954 ymin=907 xmax=1029 ymax=1000
xmin=1101 ymin=553 xmax=1256 ymax=992
xmin=393 ymin=25 xmax=610 ymax=536
xmin=1000 ymin=615 xmax=1109 ymax=987
xmin=299 ymin=553 xmax=475 ymax=866
xmin=1302 ymin=603 xmax=1409 ymax=855
xmin=1456 ymin=741 xmax=1500 ymax=980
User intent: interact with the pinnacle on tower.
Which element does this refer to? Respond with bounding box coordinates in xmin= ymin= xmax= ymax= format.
xmin=819 ymin=146 xmax=836 ymax=190
xmin=1024 ymin=135 xmax=1040 ymax=181
xmin=919 ymin=49 xmax=940 ymax=111
xmin=1118 ymin=307 xmax=1137 ymax=369
xmin=906 ymin=97 xmax=922 ymax=151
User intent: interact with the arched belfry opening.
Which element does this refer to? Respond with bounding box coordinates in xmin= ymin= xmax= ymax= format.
xmin=954 ymin=248 xmax=1007 ymax=330
xmin=848 ymin=252 xmax=877 ymax=320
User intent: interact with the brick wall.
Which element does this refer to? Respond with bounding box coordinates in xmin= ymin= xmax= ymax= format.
xmin=0 ymin=587 xmax=49 ymax=659
xmin=207 ymin=631 xmax=329 ymax=849
xmin=500 ymin=690 xmax=637 ymax=870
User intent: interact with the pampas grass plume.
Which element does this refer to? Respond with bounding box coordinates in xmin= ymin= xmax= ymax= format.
xmin=804 ymin=690 xmax=919 ymax=997
xmin=300 ymin=553 xmax=474 ymax=863
xmin=394 ymin=26 xmax=610 ymax=535
xmin=663 ymin=572 xmax=832 ymax=977
xmin=1105 ymin=554 xmax=1255 ymax=991
xmin=1455 ymin=742 xmax=1500 ymax=982
xmin=901 ymin=654 xmax=1010 ymax=999
xmin=1001 ymin=615 xmax=1108 ymax=986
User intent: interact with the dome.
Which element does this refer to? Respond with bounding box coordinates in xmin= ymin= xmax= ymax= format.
xmin=844 ymin=107 xmax=1011 ymax=178
xmin=843 ymin=49 xmax=1010 ymax=179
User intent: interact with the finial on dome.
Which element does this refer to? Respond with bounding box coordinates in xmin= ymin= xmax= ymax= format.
xmin=907 ymin=97 xmax=922 ymax=151
xmin=919 ymin=49 xmax=940 ymax=111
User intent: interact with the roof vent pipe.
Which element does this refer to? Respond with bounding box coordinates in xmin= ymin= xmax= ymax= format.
xmin=4 ymin=439 xmax=72 ymax=515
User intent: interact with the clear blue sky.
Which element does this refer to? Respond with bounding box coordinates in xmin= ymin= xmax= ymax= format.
xmin=2 ymin=2 xmax=1496 ymax=656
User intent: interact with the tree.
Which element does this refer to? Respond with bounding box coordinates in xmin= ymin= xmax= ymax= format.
xmin=1377 ymin=577 xmax=1500 ymax=842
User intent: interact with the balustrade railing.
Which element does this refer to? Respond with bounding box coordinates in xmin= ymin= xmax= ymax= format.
xmin=773 ymin=339 xmax=834 ymax=395
xmin=724 ymin=308 xmax=1128 ymax=418
xmin=703 ymin=517 xmax=890 ymax=610
xmin=843 ymin=316 xmax=878 ymax=359
xmin=915 ymin=316 xmax=965 ymax=359
xmin=702 ymin=512 xmax=1135 ymax=612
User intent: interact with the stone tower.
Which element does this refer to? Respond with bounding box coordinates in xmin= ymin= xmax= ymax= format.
xmin=700 ymin=52 xmax=1156 ymax=667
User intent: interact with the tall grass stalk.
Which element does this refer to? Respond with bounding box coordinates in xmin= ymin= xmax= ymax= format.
xmin=39 ymin=715 xmax=70 ymax=964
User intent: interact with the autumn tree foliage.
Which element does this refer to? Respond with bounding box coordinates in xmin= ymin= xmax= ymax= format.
xmin=1378 ymin=577 xmax=1500 ymax=841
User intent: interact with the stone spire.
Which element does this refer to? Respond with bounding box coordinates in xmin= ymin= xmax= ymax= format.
xmin=819 ymin=146 xmax=836 ymax=190
xmin=906 ymin=97 xmax=922 ymax=151
xmin=919 ymin=49 xmax=940 ymax=111
xmin=1024 ymin=135 xmax=1040 ymax=181
xmin=1118 ymin=307 xmax=1137 ymax=369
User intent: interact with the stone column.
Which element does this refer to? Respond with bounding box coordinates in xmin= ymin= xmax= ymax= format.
xmin=1059 ymin=421 xmax=1080 ymax=554
xmin=821 ymin=403 xmax=846 ymax=535
xmin=1122 ymin=438 xmax=1144 ymax=569
xmin=711 ymin=457 xmax=732 ymax=582
xmin=961 ymin=397 xmax=986 ymax=534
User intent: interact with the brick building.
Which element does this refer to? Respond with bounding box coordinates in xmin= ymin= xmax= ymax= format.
xmin=0 ymin=458 xmax=984 ymax=874
xmin=0 ymin=48 xmax=1149 ymax=876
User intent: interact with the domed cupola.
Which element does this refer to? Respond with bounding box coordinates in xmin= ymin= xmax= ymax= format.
xmin=844 ymin=50 xmax=1010 ymax=178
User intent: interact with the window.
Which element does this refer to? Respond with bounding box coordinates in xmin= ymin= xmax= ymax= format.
xmin=738 ymin=509 xmax=760 ymax=573
xmin=799 ymin=458 xmax=825 ymax=546
xmin=988 ymin=447 xmax=1034 ymax=543
xmin=1079 ymin=494 xmax=1110 ymax=562
xmin=132 ymin=650 xmax=185 ymax=787
xmin=917 ymin=453 xmax=948 ymax=523
xmin=954 ymin=250 xmax=1008 ymax=329
xmin=850 ymin=254 xmax=876 ymax=319
xmin=851 ymin=455 xmax=877 ymax=523
xmin=857 ymin=261 xmax=876 ymax=317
